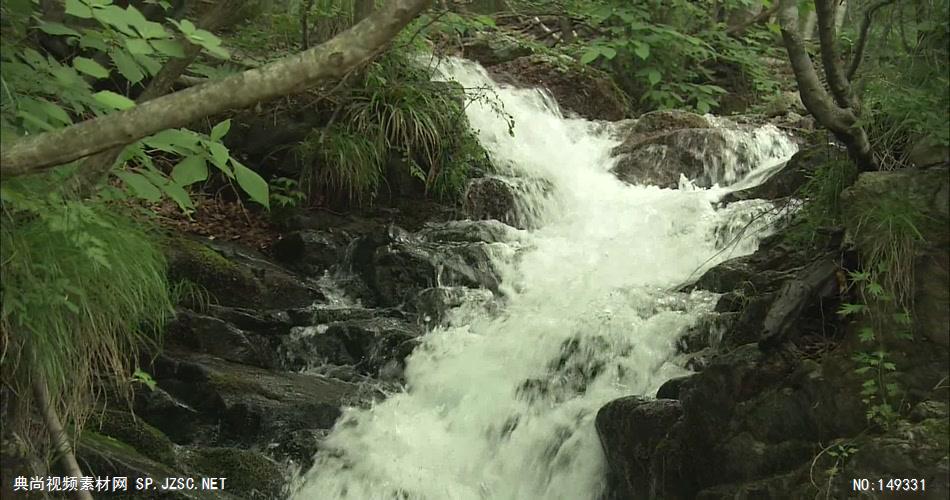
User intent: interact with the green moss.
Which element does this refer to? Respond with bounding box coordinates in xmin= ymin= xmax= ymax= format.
xmin=166 ymin=238 xmax=261 ymax=305
xmin=182 ymin=447 xmax=284 ymax=499
xmin=89 ymin=410 xmax=176 ymax=465
xmin=208 ymin=371 xmax=280 ymax=400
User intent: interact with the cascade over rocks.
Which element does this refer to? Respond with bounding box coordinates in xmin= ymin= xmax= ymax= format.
xmin=489 ymin=53 xmax=629 ymax=120
xmin=75 ymin=207 xmax=523 ymax=492
xmin=596 ymin=166 xmax=950 ymax=499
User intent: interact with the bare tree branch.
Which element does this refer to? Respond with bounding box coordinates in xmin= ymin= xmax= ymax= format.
xmin=0 ymin=0 xmax=432 ymax=178
xmin=847 ymin=0 xmax=897 ymax=80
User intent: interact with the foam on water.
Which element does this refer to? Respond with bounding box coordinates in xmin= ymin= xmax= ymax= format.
xmin=292 ymin=58 xmax=798 ymax=500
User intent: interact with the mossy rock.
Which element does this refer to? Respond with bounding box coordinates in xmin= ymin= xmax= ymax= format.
xmin=181 ymin=447 xmax=284 ymax=500
xmin=89 ymin=410 xmax=176 ymax=465
xmin=490 ymin=53 xmax=629 ymax=121
xmin=632 ymin=109 xmax=711 ymax=134
xmin=78 ymin=432 xmax=231 ymax=500
xmin=166 ymin=238 xmax=261 ymax=307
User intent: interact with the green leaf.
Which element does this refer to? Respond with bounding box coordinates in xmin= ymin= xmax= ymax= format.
xmin=93 ymin=90 xmax=136 ymax=110
xmin=65 ymin=0 xmax=93 ymax=18
xmin=145 ymin=128 xmax=201 ymax=154
xmin=133 ymin=53 xmax=161 ymax=76
xmin=80 ymin=31 xmax=110 ymax=52
xmin=580 ymin=48 xmax=600 ymax=65
xmin=210 ymin=119 xmax=231 ymax=141
xmin=208 ymin=142 xmax=229 ymax=168
xmin=73 ymin=57 xmax=110 ymax=79
xmin=633 ymin=42 xmax=650 ymax=60
xmin=37 ymin=21 xmax=82 ymax=38
xmin=110 ymin=49 xmax=145 ymax=83
xmin=171 ymin=156 xmax=208 ymax=186
xmin=150 ymin=39 xmax=185 ymax=58
xmin=646 ymin=69 xmax=661 ymax=86
xmin=116 ymin=171 xmax=161 ymax=201
xmin=232 ymin=161 xmax=269 ymax=208
xmin=838 ymin=302 xmax=867 ymax=316
xmin=160 ymin=179 xmax=194 ymax=210
xmin=125 ymin=38 xmax=154 ymax=55
xmin=93 ymin=5 xmax=137 ymax=36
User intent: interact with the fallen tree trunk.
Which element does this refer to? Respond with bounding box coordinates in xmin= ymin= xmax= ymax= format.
xmin=0 ymin=0 xmax=432 ymax=178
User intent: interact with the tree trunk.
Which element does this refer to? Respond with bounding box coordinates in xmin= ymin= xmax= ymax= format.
xmin=33 ymin=377 xmax=93 ymax=500
xmin=778 ymin=0 xmax=876 ymax=171
xmin=0 ymin=0 xmax=432 ymax=178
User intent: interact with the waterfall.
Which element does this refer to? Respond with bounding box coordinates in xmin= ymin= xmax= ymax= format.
xmin=291 ymin=58 xmax=798 ymax=500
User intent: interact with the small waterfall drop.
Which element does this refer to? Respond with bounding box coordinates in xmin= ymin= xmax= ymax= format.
xmin=292 ymin=58 xmax=797 ymax=500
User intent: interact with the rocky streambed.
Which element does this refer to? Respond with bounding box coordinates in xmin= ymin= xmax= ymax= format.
xmin=66 ymin=83 xmax=948 ymax=500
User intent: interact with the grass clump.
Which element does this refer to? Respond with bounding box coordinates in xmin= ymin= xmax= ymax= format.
xmin=296 ymin=49 xmax=490 ymax=205
xmin=0 ymin=186 xmax=175 ymax=441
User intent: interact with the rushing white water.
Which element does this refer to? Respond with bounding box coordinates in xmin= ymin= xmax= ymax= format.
xmin=292 ymin=58 xmax=797 ymax=500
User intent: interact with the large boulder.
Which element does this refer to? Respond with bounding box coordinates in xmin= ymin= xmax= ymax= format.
xmin=278 ymin=317 xmax=420 ymax=377
xmin=490 ymin=53 xmax=629 ymax=120
xmin=595 ymin=397 xmax=688 ymax=499
xmin=141 ymin=350 xmax=361 ymax=458
xmin=841 ymin=167 xmax=950 ymax=346
xmin=166 ymin=238 xmax=318 ymax=310
xmin=462 ymin=30 xmax=532 ymax=66
xmin=463 ymin=175 xmax=549 ymax=229
xmin=610 ymin=115 xmax=794 ymax=188
xmin=272 ymin=229 xmax=350 ymax=276
xmin=611 ymin=128 xmax=750 ymax=188
xmin=349 ymin=225 xmax=509 ymax=307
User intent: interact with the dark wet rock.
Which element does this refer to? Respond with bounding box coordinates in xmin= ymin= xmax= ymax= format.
xmin=88 ymin=410 xmax=176 ymax=465
xmin=166 ymin=238 xmax=318 ymax=310
xmin=134 ymin=387 xmax=202 ymax=445
xmin=165 ymin=309 xmax=276 ymax=368
xmin=595 ymin=397 xmax=688 ymax=500
xmin=813 ymin=415 xmax=949 ymax=499
xmin=418 ymin=219 xmax=518 ymax=244
xmin=143 ymin=351 xmax=359 ymax=450
xmin=204 ymin=305 xmax=293 ymax=336
xmin=349 ymin=225 xmax=507 ymax=307
xmin=463 ymin=176 xmax=551 ymax=229
xmin=272 ymin=229 xmax=350 ymax=276
xmin=279 ymin=317 xmax=420 ymax=377
xmin=611 ymin=128 xmax=753 ymax=188
xmin=271 ymin=428 xmax=330 ymax=469
xmin=656 ymin=375 xmax=692 ymax=400
xmin=411 ymin=286 xmax=496 ymax=327
xmin=79 ymin=431 xmax=237 ymax=500
xmin=462 ymin=30 xmax=532 ymax=66
xmin=179 ymin=447 xmax=285 ymax=500
xmin=630 ymin=110 xmax=711 ymax=134
xmin=490 ymin=53 xmax=628 ymax=121
xmin=722 ymin=144 xmax=850 ymax=202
